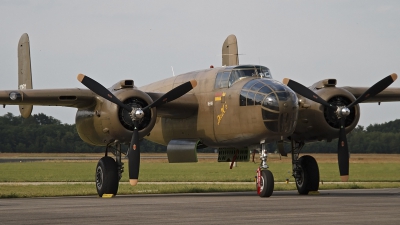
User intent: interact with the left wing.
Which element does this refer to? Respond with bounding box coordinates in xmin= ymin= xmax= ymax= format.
xmin=342 ymin=87 xmax=400 ymax=103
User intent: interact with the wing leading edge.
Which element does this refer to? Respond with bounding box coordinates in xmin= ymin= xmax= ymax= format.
xmin=0 ymin=88 xmax=96 ymax=108
xmin=0 ymin=88 xmax=199 ymax=118
xmin=342 ymin=86 xmax=400 ymax=103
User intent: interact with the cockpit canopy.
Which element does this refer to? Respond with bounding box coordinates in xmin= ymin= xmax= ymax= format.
xmin=215 ymin=65 xmax=272 ymax=89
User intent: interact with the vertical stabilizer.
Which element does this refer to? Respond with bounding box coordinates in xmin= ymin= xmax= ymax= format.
xmin=222 ymin=34 xmax=239 ymax=66
xmin=18 ymin=33 xmax=33 ymax=118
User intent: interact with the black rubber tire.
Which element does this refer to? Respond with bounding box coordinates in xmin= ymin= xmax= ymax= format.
xmin=259 ymin=170 xmax=274 ymax=197
xmin=95 ymin=156 xmax=119 ymax=197
xmin=295 ymin=155 xmax=320 ymax=195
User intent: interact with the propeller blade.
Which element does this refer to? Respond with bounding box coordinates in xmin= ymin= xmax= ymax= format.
xmin=144 ymin=80 xmax=197 ymax=110
xmin=283 ymin=78 xmax=336 ymax=109
xmin=77 ymin=74 xmax=132 ymax=112
xmin=77 ymin=75 xmax=197 ymax=186
xmin=128 ymin=120 xmax=140 ymax=186
xmin=347 ymin=73 xmax=397 ymax=108
xmin=338 ymin=117 xmax=349 ymax=182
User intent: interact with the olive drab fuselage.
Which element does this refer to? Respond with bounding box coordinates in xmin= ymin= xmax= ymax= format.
xmin=137 ymin=65 xmax=299 ymax=148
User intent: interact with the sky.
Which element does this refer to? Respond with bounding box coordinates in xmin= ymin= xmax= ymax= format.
xmin=0 ymin=0 xmax=400 ymax=126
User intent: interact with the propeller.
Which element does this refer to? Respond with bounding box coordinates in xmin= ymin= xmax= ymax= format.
xmin=77 ymin=74 xmax=197 ymax=185
xmin=283 ymin=74 xmax=397 ymax=181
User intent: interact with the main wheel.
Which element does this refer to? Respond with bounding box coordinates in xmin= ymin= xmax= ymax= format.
xmin=95 ymin=156 xmax=119 ymax=197
xmin=259 ymin=170 xmax=274 ymax=197
xmin=295 ymin=155 xmax=319 ymax=195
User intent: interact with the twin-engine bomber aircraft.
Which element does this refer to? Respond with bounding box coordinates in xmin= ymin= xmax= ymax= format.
xmin=1 ymin=33 xmax=399 ymax=197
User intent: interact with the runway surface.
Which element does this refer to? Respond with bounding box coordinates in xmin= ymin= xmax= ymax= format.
xmin=1 ymin=189 xmax=399 ymax=225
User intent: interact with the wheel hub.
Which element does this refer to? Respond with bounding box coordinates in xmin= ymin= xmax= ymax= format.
xmin=259 ymin=176 xmax=265 ymax=192
xmin=295 ymin=167 xmax=305 ymax=187
xmin=96 ymin=166 xmax=103 ymax=190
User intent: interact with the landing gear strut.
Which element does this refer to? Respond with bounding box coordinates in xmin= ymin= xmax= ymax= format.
xmin=95 ymin=141 xmax=125 ymax=197
xmin=291 ymin=140 xmax=320 ymax=195
xmin=256 ymin=141 xmax=274 ymax=197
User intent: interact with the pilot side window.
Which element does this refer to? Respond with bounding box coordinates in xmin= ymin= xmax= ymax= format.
xmin=229 ymin=69 xmax=261 ymax=87
xmin=214 ymin=71 xmax=231 ymax=89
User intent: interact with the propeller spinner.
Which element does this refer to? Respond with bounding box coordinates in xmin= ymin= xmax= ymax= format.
xmin=77 ymin=74 xmax=197 ymax=185
xmin=283 ymin=74 xmax=397 ymax=181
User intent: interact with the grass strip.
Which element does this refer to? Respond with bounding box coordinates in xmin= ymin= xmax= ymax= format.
xmin=1 ymin=161 xmax=400 ymax=182
xmin=1 ymin=182 xmax=399 ymax=198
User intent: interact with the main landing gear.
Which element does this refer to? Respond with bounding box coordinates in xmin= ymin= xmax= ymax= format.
xmin=256 ymin=141 xmax=274 ymax=197
xmin=255 ymin=140 xmax=320 ymax=197
xmin=291 ymin=140 xmax=320 ymax=195
xmin=95 ymin=141 xmax=125 ymax=197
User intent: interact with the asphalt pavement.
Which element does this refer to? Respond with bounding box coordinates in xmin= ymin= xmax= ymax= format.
xmin=0 ymin=189 xmax=399 ymax=225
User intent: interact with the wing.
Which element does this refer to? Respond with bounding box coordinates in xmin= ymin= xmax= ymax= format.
xmin=0 ymin=88 xmax=96 ymax=108
xmin=146 ymin=92 xmax=198 ymax=118
xmin=341 ymin=86 xmax=400 ymax=103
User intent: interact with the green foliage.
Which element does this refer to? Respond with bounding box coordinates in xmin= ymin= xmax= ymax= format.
xmin=0 ymin=113 xmax=168 ymax=153
xmin=1 ymin=113 xmax=400 ymax=153
xmin=0 ymin=113 xmax=234 ymax=153
xmin=302 ymin=121 xmax=400 ymax=153
xmin=0 ymin=113 xmax=103 ymax=153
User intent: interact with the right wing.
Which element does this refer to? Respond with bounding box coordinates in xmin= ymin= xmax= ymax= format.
xmin=146 ymin=92 xmax=198 ymax=119
xmin=0 ymin=88 xmax=96 ymax=108
xmin=0 ymin=88 xmax=198 ymax=117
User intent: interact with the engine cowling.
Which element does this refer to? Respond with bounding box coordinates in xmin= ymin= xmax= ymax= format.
xmin=291 ymin=85 xmax=360 ymax=142
xmin=75 ymin=85 xmax=156 ymax=146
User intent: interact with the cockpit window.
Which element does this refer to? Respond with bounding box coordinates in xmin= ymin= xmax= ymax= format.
xmin=214 ymin=71 xmax=231 ymax=89
xmin=228 ymin=65 xmax=272 ymax=87
xmin=215 ymin=65 xmax=272 ymax=89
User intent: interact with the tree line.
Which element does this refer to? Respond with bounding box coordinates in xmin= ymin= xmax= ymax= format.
xmin=0 ymin=113 xmax=165 ymax=153
xmin=300 ymin=120 xmax=400 ymax=153
xmin=0 ymin=112 xmax=399 ymax=153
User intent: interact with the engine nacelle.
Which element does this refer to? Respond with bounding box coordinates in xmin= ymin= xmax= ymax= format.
xmin=75 ymin=81 xmax=156 ymax=146
xmin=292 ymin=81 xmax=360 ymax=142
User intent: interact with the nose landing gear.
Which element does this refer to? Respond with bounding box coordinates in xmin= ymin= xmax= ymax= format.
xmin=256 ymin=141 xmax=274 ymax=197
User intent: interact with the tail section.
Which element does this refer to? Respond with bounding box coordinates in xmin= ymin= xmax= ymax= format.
xmin=18 ymin=33 xmax=33 ymax=118
xmin=222 ymin=34 xmax=239 ymax=66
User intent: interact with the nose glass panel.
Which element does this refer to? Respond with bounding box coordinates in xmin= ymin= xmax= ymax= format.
xmin=240 ymin=78 xmax=298 ymax=133
xmin=262 ymin=94 xmax=279 ymax=111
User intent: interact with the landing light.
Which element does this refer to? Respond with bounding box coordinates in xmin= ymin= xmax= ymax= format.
xmin=9 ymin=92 xmax=21 ymax=101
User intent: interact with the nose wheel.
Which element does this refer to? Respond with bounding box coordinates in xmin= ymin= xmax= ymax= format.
xmin=256 ymin=141 xmax=274 ymax=197
xmin=257 ymin=168 xmax=274 ymax=197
